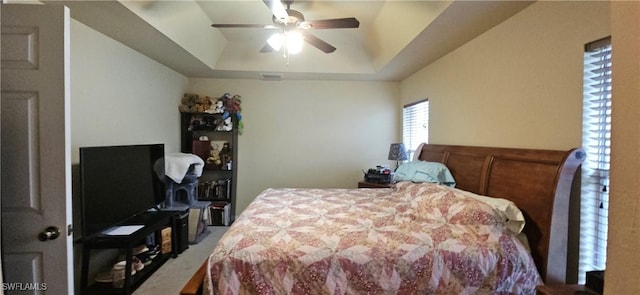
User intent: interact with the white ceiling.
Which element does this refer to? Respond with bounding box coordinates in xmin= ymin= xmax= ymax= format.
xmin=47 ymin=0 xmax=534 ymax=81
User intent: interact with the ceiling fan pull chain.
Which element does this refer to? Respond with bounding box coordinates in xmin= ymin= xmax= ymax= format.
xmin=286 ymin=50 xmax=290 ymax=66
xmin=283 ymin=43 xmax=290 ymax=65
xmin=282 ymin=27 xmax=288 ymax=62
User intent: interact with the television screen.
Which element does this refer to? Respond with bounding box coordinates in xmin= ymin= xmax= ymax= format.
xmin=79 ymin=143 xmax=165 ymax=240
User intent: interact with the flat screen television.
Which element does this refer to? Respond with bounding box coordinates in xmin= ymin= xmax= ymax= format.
xmin=79 ymin=143 xmax=165 ymax=240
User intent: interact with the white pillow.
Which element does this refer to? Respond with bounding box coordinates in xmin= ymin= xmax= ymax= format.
xmin=462 ymin=193 xmax=526 ymax=235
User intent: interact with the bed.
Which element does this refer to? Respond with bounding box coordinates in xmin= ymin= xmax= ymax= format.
xmin=181 ymin=144 xmax=585 ymax=295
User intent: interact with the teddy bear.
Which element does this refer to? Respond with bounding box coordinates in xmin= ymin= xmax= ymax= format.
xmin=195 ymin=96 xmax=212 ymax=113
xmin=179 ymin=93 xmax=198 ymax=112
xmin=206 ymin=144 xmax=222 ymax=166
xmin=179 ymin=93 xmax=215 ymax=113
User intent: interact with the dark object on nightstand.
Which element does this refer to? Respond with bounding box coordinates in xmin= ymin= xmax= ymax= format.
xmin=364 ymin=166 xmax=393 ymax=184
xmin=585 ymin=270 xmax=604 ymax=294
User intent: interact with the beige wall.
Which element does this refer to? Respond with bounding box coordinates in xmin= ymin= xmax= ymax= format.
xmin=188 ymin=79 xmax=400 ymax=213
xmin=401 ymin=1 xmax=609 ymax=150
xmin=605 ymin=1 xmax=640 ymax=293
xmin=70 ymin=19 xmax=187 ymax=162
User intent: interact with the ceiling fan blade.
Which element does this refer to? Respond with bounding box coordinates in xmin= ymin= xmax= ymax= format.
xmin=259 ymin=44 xmax=275 ymax=53
xmin=305 ymin=17 xmax=360 ymax=29
xmin=300 ymin=31 xmax=336 ymax=53
xmin=212 ymin=24 xmax=278 ymax=29
xmin=263 ymin=0 xmax=289 ymax=23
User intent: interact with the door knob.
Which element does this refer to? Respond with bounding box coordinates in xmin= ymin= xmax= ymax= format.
xmin=38 ymin=226 xmax=61 ymax=241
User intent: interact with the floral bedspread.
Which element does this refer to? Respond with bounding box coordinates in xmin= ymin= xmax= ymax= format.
xmin=204 ymin=182 xmax=541 ymax=294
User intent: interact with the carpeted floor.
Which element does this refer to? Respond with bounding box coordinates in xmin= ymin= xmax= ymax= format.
xmin=133 ymin=226 xmax=228 ymax=295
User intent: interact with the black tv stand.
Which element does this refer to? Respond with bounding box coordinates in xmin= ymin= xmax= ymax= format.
xmin=80 ymin=210 xmax=178 ymax=295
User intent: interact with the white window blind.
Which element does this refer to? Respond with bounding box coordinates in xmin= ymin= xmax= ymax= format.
xmin=402 ymin=99 xmax=429 ymax=159
xmin=579 ymin=36 xmax=611 ymax=284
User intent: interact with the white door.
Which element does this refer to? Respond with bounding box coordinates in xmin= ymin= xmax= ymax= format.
xmin=1 ymin=4 xmax=73 ymax=294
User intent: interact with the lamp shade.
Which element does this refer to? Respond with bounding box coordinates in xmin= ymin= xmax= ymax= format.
xmin=388 ymin=143 xmax=408 ymax=161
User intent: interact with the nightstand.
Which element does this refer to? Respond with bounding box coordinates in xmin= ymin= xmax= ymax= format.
xmin=357 ymin=181 xmax=392 ymax=188
xmin=536 ymin=284 xmax=597 ymax=295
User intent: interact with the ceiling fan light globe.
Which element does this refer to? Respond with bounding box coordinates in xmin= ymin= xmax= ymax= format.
xmin=286 ymin=31 xmax=303 ymax=54
xmin=267 ymin=33 xmax=283 ymax=51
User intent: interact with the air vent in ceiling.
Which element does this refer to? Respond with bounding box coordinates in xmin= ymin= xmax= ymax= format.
xmin=260 ymin=72 xmax=283 ymax=81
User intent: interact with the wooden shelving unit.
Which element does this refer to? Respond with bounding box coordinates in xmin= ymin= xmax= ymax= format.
xmin=180 ymin=112 xmax=238 ymax=224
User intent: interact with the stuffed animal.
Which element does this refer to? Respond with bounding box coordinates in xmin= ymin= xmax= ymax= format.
xmin=216 ymin=117 xmax=232 ymax=131
xmin=214 ymin=100 xmax=224 ymax=113
xmin=205 ymin=99 xmax=221 ymax=114
xmin=196 ymin=96 xmax=212 ymax=112
xmin=207 ymin=144 xmax=222 ymax=166
xmin=219 ymin=142 xmax=232 ymax=170
xmin=179 ymin=93 xmax=198 ymax=112
xmin=179 ymin=93 xmax=214 ymax=113
xmin=223 ymin=95 xmax=242 ymax=113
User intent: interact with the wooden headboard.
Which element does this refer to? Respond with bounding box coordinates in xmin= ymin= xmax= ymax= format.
xmin=416 ymin=144 xmax=585 ymax=284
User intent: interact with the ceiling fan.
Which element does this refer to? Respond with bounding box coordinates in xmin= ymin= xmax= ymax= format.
xmin=211 ymin=0 xmax=360 ymax=54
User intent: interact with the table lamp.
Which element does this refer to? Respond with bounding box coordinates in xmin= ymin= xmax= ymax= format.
xmin=388 ymin=143 xmax=408 ymax=170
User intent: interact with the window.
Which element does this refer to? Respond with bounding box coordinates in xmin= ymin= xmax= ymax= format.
xmin=402 ymin=99 xmax=429 ymax=159
xmin=579 ymin=36 xmax=611 ymax=284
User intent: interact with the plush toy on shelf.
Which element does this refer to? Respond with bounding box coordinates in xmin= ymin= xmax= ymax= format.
xmin=216 ymin=117 xmax=232 ymax=131
xmin=207 ymin=99 xmax=224 ymax=114
xmin=207 ymin=143 xmax=222 ymax=167
xmin=219 ymin=93 xmax=243 ymax=134
xmin=179 ymin=93 xmax=214 ymax=113
xmin=180 ymin=92 xmax=244 ymax=134
xmin=219 ymin=142 xmax=232 ymax=170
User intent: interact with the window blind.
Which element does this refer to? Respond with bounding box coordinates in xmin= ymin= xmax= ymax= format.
xmin=579 ymin=37 xmax=611 ymax=284
xmin=402 ymin=99 xmax=429 ymax=159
